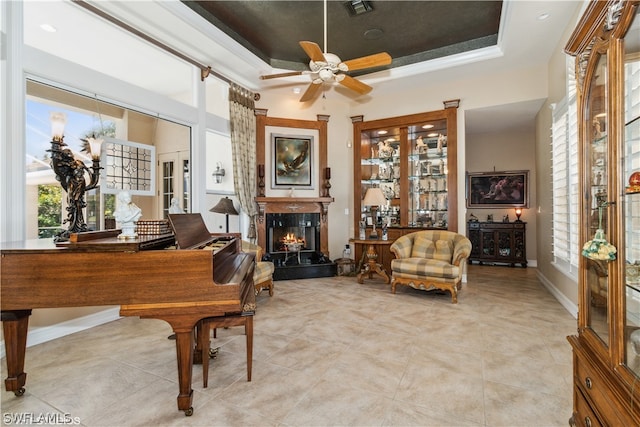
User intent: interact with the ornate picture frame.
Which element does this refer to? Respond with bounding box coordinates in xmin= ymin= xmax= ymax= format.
xmin=466 ymin=170 xmax=529 ymax=208
xmin=271 ymin=133 xmax=313 ymax=189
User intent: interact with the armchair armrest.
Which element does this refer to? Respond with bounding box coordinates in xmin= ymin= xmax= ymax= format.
xmin=390 ymin=235 xmax=412 ymax=259
xmin=451 ymin=238 xmax=472 ymax=266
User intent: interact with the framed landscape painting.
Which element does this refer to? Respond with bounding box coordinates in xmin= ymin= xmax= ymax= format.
xmin=271 ymin=134 xmax=313 ymax=189
xmin=466 ymin=170 xmax=529 ymax=208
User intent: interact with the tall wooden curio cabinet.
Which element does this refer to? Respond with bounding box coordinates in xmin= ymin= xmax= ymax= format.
xmin=352 ymin=104 xmax=458 ymax=234
xmin=565 ymin=1 xmax=640 ymax=425
xmin=351 ymin=104 xmax=459 ymax=271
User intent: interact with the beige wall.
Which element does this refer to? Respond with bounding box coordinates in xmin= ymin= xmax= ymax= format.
xmin=466 ymin=128 xmax=537 ymax=264
xmin=532 ymin=3 xmax=586 ymax=314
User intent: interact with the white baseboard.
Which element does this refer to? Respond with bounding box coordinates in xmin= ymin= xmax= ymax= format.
xmin=536 ymin=270 xmax=578 ymax=319
xmin=0 ymin=308 xmax=121 ymax=359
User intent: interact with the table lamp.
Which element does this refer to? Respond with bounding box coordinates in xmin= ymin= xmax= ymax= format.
xmin=362 ymin=187 xmax=387 ymax=239
xmin=209 ymin=197 xmax=239 ymax=233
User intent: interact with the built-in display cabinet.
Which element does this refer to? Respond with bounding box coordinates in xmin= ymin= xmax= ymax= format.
xmin=351 ymin=104 xmax=459 ymax=271
xmin=565 ymin=1 xmax=640 ymax=425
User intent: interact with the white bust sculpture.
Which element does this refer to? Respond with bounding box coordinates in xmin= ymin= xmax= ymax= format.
xmin=114 ymin=190 xmax=142 ymax=239
xmin=168 ymin=197 xmax=182 ymax=214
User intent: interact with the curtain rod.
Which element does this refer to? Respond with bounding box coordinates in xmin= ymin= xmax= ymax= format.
xmin=72 ymin=0 xmax=260 ymax=100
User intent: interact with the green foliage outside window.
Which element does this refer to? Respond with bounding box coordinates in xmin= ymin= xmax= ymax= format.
xmin=38 ymin=184 xmax=63 ymax=238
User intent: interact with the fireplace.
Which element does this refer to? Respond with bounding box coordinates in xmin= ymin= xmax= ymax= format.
xmin=267 ymin=213 xmax=320 ymax=265
xmin=256 ymin=197 xmax=335 ymax=280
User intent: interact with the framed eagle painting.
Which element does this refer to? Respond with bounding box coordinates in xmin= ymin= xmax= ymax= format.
xmin=271 ymin=134 xmax=313 ymax=189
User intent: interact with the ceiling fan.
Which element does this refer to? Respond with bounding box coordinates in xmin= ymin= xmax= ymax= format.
xmin=259 ymin=0 xmax=392 ymax=102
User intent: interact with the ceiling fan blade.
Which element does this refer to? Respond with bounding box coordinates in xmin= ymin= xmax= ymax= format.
xmin=338 ymin=75 xmax=372 ymax=95
xmin=260 ymin=71 xmax=304 ymax=80
xmin=299 ymin=41 xmax=325 ymax=62
xmin=299 ymin=82 xmax=323 ymax=102
xmin=342 ymin=52 xmax=392 ymax=72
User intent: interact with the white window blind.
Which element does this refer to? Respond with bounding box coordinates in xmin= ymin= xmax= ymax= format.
xmin=551 ymin=57 xmax=579 ymax=277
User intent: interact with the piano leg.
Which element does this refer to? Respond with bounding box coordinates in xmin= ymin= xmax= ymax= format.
xmin=1 ymin=310 xmax=32 ymax=396
xmin=173 ymin=328 xmax=195 ymax=416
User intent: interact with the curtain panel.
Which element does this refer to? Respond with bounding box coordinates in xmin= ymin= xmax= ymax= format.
xmin=229 ymin=83 xmax=258 ymax=239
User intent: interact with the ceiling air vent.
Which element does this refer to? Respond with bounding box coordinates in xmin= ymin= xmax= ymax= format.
xmin=344 ymin=0 xmax=374 ymax=16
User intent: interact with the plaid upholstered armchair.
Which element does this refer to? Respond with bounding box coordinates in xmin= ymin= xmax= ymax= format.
xmin=389 ymin=230 xmax=472 ymax=303
xmin=242 ymin=241 xmax=275 ymax=296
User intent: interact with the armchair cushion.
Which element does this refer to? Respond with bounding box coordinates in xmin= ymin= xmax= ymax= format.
xmin=433 ymin=239 xmax=454 ymax=262
xmin=391 ymin=258 xmax=459 ymax=280
xmin=411 ymin=234 xmax=434 ymax=258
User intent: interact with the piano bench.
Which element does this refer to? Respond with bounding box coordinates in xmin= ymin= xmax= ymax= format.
xmin=254 ymin=261 xmax=275 ymax=296
xmin=197 ymin=314 xmax=253 ymax=388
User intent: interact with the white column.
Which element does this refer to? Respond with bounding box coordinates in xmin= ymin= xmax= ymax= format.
xmin=1 ymin=0 xmax=26 ymax=242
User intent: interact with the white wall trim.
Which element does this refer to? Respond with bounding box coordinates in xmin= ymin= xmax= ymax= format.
xmin=537 ymin=270 xmax=578 ymax=319
xmin=0 ymin=308 xmax=121 ymax=359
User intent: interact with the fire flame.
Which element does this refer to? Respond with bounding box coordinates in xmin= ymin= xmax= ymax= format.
xmin=280 ymin=233 xmax=305 ymax=250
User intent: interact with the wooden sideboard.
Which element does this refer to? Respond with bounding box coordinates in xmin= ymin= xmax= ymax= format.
xmin=467 ymin=221 xmax=527 ymax=267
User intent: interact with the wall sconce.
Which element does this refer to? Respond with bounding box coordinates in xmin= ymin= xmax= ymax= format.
xmin=212 ymin=162 xmax=225 ymax=184
xmin=48 ymin=112 xmax=103 ymax=242
xmin=514 ymin=207 xmax=523 ymax=222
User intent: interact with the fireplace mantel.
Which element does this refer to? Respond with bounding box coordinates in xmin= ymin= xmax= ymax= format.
xmin=255 ymin=197 xmax=334 ymax=220
xmin=255 ymin=197 xmax=334 ymax=256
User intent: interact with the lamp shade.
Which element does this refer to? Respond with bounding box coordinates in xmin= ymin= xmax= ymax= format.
xmin=362 ymin=187 xmax=387 ymax=206
xmin=209 ymin=197 xmax=239 ymax=215
xmin=50 ymin=112 xmax=67 ymax=140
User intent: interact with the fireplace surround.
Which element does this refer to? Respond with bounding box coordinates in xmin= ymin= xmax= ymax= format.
xmin=256 ymin=197 xmax=335 ymax=280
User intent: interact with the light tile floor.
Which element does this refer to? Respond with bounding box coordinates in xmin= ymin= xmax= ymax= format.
xmin=1 ymin=265 xmax=576 ymax=426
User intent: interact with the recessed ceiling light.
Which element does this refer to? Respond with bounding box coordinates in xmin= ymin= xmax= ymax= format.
xmin=363 ymin=28 xmax=383 ymax=40
xmin=537 ymin=13 xmax=550 ymax=21
xmin=40 ymin=23 xmax=57 ymax=33
xmin=293 ymin=87 xmax=301 ymax=94
xmin=422 ymin=124 xmax=434 ymax=129
xmin=427 ymin=132 xmax=439 ymax=138
xmin=377 ymin=130 xmax=388 ymax=135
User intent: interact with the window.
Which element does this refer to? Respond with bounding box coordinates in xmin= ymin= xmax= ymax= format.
xmin=551 ymin=57 xmax=579 ymax=277
xmin=25 ymin=80 xmax=191 ymax=238
xmin=102 ymin=138 xmax=156 ymax=196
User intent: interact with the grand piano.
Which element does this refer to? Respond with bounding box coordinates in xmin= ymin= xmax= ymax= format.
xmin=1 ymin=213 xmax=255 ymax=416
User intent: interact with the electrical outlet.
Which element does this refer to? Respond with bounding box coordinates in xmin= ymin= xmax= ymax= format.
xmin=344 ymin=208 xmax=349 ymax=215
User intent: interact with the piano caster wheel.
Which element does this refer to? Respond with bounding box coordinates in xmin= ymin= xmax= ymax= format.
xmin=184 ymin=407 xmax=193 ymax=416
xmin=14 ymin=387 xmax=25 ymax=397
xmin=209 ymin=347 xmax=219 ymax=359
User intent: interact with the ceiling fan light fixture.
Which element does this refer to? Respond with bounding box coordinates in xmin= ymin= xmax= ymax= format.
xmin=319 ymin=69 xmax=335 ymax=81
xmin=344 ymin=0 xmax=374 ymax=16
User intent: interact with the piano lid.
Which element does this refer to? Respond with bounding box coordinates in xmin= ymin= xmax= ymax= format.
xmin=168 ymin=213 xmax=216 ymax=249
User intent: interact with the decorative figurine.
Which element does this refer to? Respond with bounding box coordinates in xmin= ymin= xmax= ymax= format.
xmin=168 ymin=197 xmax=182 ymax=214
xmin=114 ymin=190 xmax=142 ymax=239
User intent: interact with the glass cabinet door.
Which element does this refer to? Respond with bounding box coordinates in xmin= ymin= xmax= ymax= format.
xmin=623 ymin=6 xmax=640 ymax=377
xmin=408 ymin=119 xmax=448 ymax=228
xmin=585 ymin=52 xmax=610 ymax=345
xmin=359 ymin=127 xmax=400 ymax=226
